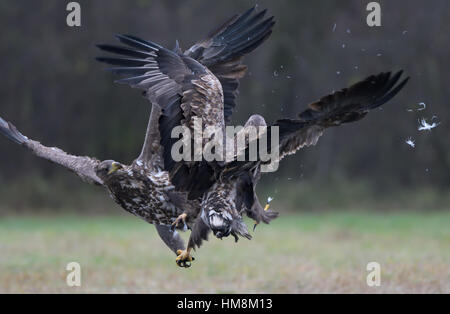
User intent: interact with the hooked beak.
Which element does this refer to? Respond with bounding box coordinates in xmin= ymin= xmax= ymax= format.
xmin=107 ymin=162 xmax=123 ymax=175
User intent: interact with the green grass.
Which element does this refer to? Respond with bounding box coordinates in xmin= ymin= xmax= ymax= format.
xmin=0 ymin=211 xmax=449 ymax=293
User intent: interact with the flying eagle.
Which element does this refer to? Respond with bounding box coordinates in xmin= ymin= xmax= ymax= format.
xmin=0 ymin=7 xmax=408 ymax=268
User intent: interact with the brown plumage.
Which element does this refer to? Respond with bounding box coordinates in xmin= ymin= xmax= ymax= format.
xmin=1 ymin=6 xmax=276 ymax=268
xmin=223 ymin=71 xmax=409 ymax=176
xmin=167 ymin=70 xmax=409 ymax=264
xmin=1 ymin=6 xmax=409 ymax=268
xmin=0 ymin=118 xmax=199 ymax=246
xmin=95 ymin=7 xmax=278 ymax=267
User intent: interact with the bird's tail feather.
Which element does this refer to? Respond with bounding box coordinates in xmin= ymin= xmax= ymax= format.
xmin=260 ymin=209 xmax=279 ymax=224
xmin=0 ymin=117 xmax=28 ymax=145
xmin=247 ymin=196 xmax=279 ymax=225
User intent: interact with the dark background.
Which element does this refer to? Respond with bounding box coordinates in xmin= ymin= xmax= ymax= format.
xmin=0 ymin=0 xmax=448 ymax=211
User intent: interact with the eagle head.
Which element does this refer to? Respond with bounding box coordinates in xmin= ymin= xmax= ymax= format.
xmin=95 ymin=160 xmax=124 ymax=180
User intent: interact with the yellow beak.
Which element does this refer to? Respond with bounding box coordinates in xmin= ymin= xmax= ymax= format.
xmin=107 ymin=162 xmax=122 ymax=175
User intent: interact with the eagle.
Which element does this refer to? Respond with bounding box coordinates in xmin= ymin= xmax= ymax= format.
xmin=0 ymin=7 xmax=408 ymax=268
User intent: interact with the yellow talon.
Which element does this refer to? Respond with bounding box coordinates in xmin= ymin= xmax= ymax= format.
xmin=171 ymin=213 xmax=188 ymax=231
xmin=175 ymin=248 xmax=194 ymax=268
xmin=255 ymin=197 xmax=273 ymax=230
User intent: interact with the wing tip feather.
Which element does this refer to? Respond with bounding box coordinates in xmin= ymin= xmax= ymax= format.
xmin=0 ymin=117 xmax=27 ymax=145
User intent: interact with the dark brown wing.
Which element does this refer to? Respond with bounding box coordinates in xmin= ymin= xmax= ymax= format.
xmin=0 ymin=116 xmax=103 ymax=185
xmin=276 ymin=71 xmax=409 ymax=161
xmin=223 ymin=71 xmax=410 ymax=176
xmin=138 ymin=103 xmax=164 ymax=169
xmin=97 ymin=35 xmax=225 ymax=172
xmin=185 ymin=6 xmax=275 ymax=123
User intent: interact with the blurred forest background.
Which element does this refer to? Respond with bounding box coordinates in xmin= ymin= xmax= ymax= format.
xmin=0 ymin=0 xmax=449 ymax=212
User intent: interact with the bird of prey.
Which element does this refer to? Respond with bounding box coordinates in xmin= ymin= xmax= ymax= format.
xmin=0 ymin=7 xmax=276 ymax=267
xmin=155 ymin=68 xmax=408 ymax=265
xmin=95 ymin=3 xmax=408 ymax=265
xmin=0 ymin=7 xmax=409 ymax=268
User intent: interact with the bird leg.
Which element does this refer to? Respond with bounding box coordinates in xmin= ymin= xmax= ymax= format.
xmin=175 ymin=247 xmax=194 ymax=268
xmin=174 ymin=216 xmax=209 ymax=268
xmin=173 ymin=213 xmax=196 ymax=267
xmin=253 ymin=197 xmax=273 ymax=231
xmin=171 ymin=212 xmax=188 ymax=231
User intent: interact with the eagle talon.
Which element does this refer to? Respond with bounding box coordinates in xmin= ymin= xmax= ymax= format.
xmin=171 ymin=213 xmax=188 ymax=231
xmin=178 ymin=260 xmax=191 ymax=268
xmin=176 ymin=249 xmax=194 ymax=268
xmin=254 ymin=197 xmax=273 ymax=231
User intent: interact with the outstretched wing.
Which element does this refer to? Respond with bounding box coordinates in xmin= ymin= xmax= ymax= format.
xmin=97 ymin=35 xmax=225 ymax=173
xmin=224 ymin=71 xmax=410 ymax=176
xmin=185 ymin=6 xmax=275 ymax=123
xmin=276 ymin=71 xmax=409 ymax=162
xmin=0 ymin=117 xmax=103 ymax=185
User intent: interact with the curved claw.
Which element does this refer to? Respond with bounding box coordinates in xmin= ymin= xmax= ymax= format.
xmin=177 ymin=260 xmax=191 ymax=268
xmin=175 ymin=249 xmax=195 ymax=268
xmin=171 ymin=213 xmax=188 ymax=231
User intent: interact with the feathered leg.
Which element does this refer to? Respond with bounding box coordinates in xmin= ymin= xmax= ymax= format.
xmin=175 ymin=216 xmax=210 ymax=268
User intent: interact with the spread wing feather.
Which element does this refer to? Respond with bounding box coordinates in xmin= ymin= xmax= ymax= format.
xmin=97 ymin=35 xmax=225 ymax=174
xmin=276 ymin=71 xmax=409 ymax=161
xmin=185 ymin=6 xmax=275 ymax=123
xmin=0 ymin=117 xmax=103 ymax=185
xmin=223 ymin=71 xmax=409 ymax=176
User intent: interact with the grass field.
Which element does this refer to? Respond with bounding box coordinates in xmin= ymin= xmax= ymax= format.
xmin=0 ymin=211 xmax=449 ymax=293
